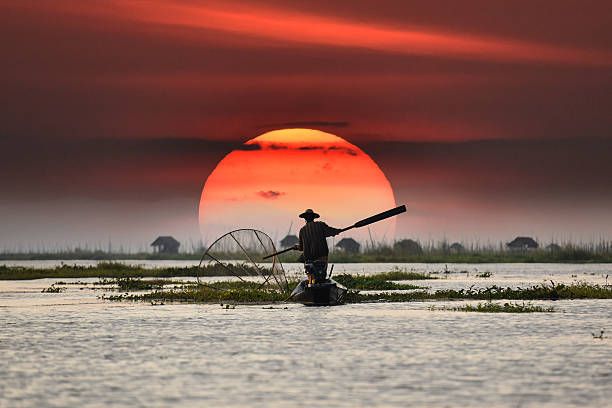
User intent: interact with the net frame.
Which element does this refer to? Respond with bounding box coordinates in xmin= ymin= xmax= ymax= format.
xmin=198 ymin=229 xmax=289 ymax=292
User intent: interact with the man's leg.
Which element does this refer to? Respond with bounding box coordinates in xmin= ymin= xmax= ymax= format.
xmin=314 ymin=261 xmax=328 ymax=283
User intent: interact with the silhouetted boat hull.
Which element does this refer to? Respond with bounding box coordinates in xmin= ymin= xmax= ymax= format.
xmin=290 ymin=279 xmax=348 ymax=306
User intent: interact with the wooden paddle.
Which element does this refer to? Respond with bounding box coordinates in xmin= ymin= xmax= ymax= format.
xmin=336 ymin=204 xmax=406 ymax=233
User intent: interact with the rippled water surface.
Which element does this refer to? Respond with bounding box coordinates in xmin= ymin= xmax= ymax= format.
xmin=1 ymin=263 xmax=611 ymax=408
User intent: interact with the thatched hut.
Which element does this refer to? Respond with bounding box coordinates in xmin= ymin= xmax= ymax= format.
xmin=393 ymin=239 xmax=423 ymax=255
xmin=151 ymin=236 xmax=180 ymax=254
xmin=449 ymin=242 xmax=465 ymax=253
xmin=506 ymin=237 xmax=538 ymax=250
xmin=335 ymin=238 xmax=361 ymax=254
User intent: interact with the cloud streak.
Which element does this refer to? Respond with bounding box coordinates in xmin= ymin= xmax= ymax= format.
xmin=86 ymin=0 xmax=612 ymax=66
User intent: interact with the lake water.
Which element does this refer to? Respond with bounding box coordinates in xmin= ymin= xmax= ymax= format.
xmin=1 ymin=262 xmax=610 ymax=407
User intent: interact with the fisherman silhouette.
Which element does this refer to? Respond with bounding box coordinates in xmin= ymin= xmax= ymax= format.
xmin=293 ymin=209 xmax=341 ymax=285
xmin=260 ymin=205 xmax=405 ymax=305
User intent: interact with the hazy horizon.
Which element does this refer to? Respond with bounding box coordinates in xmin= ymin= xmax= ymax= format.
xmin=2 ymin=137 xmax=612 ymax=251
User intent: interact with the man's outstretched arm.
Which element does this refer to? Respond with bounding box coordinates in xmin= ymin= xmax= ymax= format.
xmin=323 ymin=223 xmax=342 ymax=237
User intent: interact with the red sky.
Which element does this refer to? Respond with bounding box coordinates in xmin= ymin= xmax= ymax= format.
xmin=1 ymin=1 xmax=611 ymax=249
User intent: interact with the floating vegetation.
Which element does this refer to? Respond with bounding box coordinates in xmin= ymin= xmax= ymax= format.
xmin=103 ymin=286 xmax=288 ymax=304
xmin=100 ymin=279 xmax=612 ymax=305
xmin=370 ymin=270 xmax=437 ymax=280
xmin=94 ymin=278 xmax=289 ymax=302
xmin=0 ymin=262 xmax=262 ymax=280
xmin=54 ymin=281 xmax=90 ymax=285
xmin=429 ymin=301 xmax=555 ymax=313
xmin=97 ymin=277 xmax=192 ymax=291
xmin=41 ymin=285 xmax=64 ymax=293
xmin=34 ymin=271 xmax=612 ymax=305
xmin=38 ymin=277 xmax=196 ymax=293
xmin=346 ymin=282 xmax=612 ymax=303
xmin=333 ymin=274 xmax=425 ymax=290
xmin=434 ymin=281 xmax=612 ymax=301
xmin=320 ymin=245 xmax=612 ymax=263
xmin=0 ymin=264 xmax=436 ymax=283
xmin=344 ymin=290 xmax=428 ymax=303
xmin=430 ymin=266 xmax=470 ymax=275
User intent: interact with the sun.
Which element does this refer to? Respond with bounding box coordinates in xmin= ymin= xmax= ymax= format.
xmin=199 ymin=129 xmax=397 ymax=245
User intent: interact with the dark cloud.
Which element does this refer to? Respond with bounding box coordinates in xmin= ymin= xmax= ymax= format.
xmin=266 ymin=144 xmax=289 ymax=150
xmin=244 ymin=143 xmax=358 ymax=155
xmin=236 ymin=143 xmax=262 ymax=151
xmin=257 ymin=191 xmax=286 ymax=199
xmin=296 ymin=145 xmax=359 ymax=156
xmin=328 ymin=146 xmax=358 ymax=156
xmin=259 ymin=121 xmax=350 ymax=129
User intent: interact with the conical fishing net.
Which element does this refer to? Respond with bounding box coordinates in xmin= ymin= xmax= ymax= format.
xmin=198 ymin=229 xmax=289 ymax=292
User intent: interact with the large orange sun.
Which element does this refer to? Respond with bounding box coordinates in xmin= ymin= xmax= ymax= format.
xmin=199 ymin=129 xmax=397 ymax=245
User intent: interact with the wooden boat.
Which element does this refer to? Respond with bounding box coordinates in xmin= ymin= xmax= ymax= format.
xmin=290 ymin=278 xmax=348 ymax=306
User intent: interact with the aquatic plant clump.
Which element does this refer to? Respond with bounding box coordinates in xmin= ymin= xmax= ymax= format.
xmin=107 ymin=277 xmax=194 ymax=291
xmin=103 ymin=281 xmax=612 ymax=305
xmin=36 ymin=273 xmax=612 ymax=305
xmin=105 ymin=285 xmax=288 ymax=304
xmin=0 ymin=262 xmax=262 ymax=280
xmin=346 ymin=282 xmax=612 ymax=303
xmin=98 ymin=276 xmax=315 ymax=303
xmin=369 ymin=270 xmax=437 ymax=280
xmin=41 ymin=285 xmax=64 ymax=293
xmin=429 ymin=302 xmax=555 ymax=313
xmin=434 ymin=282 xmax=612 ymax=301
xmin=333 ymin=274 xmax=425 ymax=290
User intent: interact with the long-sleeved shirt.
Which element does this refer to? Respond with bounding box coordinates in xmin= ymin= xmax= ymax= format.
xmin=298 ymin=221 xmax=342 ymax=261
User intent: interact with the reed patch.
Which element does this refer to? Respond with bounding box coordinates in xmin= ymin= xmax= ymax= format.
xmin=428 ymin=302 xmax=555 ymax=313
xmin=0 ymin=262 xmax=262 ymax=280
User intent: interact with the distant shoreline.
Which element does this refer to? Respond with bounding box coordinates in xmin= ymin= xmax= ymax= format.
xmin=1 ymin=251 xmax=611 ymax=263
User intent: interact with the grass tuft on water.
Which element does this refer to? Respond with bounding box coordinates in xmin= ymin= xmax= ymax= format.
xmin=369 ymin=270 xmax=437 ymax=280
xmin=346 ymin=282 xmax=612 ymax=303
xmin=101 ymin=280 xmax=612 ymax=304
xmin=333 ymin=273 xmax=426 ymax=290
xmin=0 ymin=262 xmax=262 ymax=280
xmin=100 ymin=277 xmax=192 ymax=291
xmin=0 ymin=264 xmax=439 ymax=282
xmin=41 ymin=285 xmax=64 ymax=293
xmin=429 ymin=301 xmax=555 ymax=313
xmin=105 ymin=285 xmax=288 ymax=303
